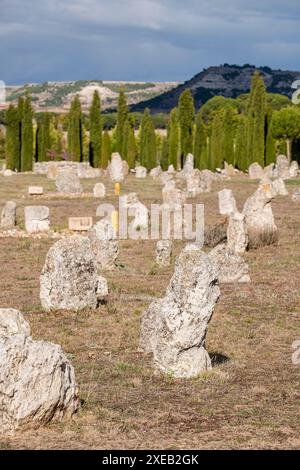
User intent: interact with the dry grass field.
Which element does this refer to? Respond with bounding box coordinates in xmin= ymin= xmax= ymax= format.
xmin=0 ymin=173 xmax=300 ymax=449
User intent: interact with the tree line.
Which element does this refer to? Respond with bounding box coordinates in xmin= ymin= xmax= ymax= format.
xmin=3 ymin=72 xmax=300 ymax=172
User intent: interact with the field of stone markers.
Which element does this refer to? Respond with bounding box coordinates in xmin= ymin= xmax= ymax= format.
xmin=0 ymin=155 xmax=300 ymax=449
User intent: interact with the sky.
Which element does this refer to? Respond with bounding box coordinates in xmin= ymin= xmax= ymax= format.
xmin=0 ymin=0 xmax=300 ymax=84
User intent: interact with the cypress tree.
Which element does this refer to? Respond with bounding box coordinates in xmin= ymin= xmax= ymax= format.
xmin=223 ymin=108 xmax=235 ymax=165
xmin=247 ymin=72 xmax=266 ymax=166
xmin=126 ymin=126 xmax=137 ymax=169
xmin=265 ymin=110 xmax=276 ymax=165
xmin=21 ymin=94 xmax=33 ymax=172
xmin=194 ymin=110 xmax=208 ymax=169
xmin=178 ymin=89 xmax=195 ymax=167
xmin=209 ymin=110 xmax=224 ymax=170
xmin=89 ymin=90 xmax=102 ymax=167
xmin=235 ymin=114 xmax=248 ymax=171
xmin=100 ymin=131 xmax=111 ymax=168
xmin=68 ymin=95 xmax=82 ymax=161
xmin=5 ymin=104 xmax=21 ymax=170
xmin=116 ymin=90 xmax=128 ymax=156
xmin=37 ymin=113 xmax=51 ymax=161
xmin=160 ymin=137 xmax=169 ymax=171
xmin=139 ymin=109 xmax=157 ymax=170
xmin=167 ymin=108 xmax=180 ymax=169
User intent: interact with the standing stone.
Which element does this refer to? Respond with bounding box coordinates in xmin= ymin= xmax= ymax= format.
xmin=1 ymin=201 xmax=16 ymax=230
xmin=156 ymin=240 xmax=172 ymax=267
xmin=182 ymin=153 xmax=194 ymax=177
xmin=162 ymin=180 xmax=186 ymax=209
xmin=33 ymin=162 xmax=48 ymax=175
xmin=199 ymin=170 xmax=215 ymax=192
xmin=139 ymin=247 xmax=220 ymax=378
xmin=218 ymin=189 xmax=238 ymax=216
xmin=272 ymin=177 xmax=288 ymax=196
xmin=108 ymin=153 xmax=125 ymax=183
xmin=242 ymin=182 xmax=278 ymax=248
xmin=264 ymin=163 xmax=277 ymax=179
xmin=276 ymin=155 xmax=290 ymax=180
xmin=227 ymin=212 xmax=248 ymax=254
xmin=186 ymin=171 xmax=201 ymax=197
xmin=150 ymin=166 xmax=162 ymax=179
xmin=88 ymin=219 xmax=119 ymax=270
xmin=25 ymin=206 xmax=50 ymax=234
xmin=93 ymin=183 xmax=106 ymax=198
xmin=289 ymin=161 xmax=299 ymax=178
xmin=0 ymin=309 xmax=78 ymax=436
xmin=159 ymin=172 xmax=173 ymax=185
xmin=167 ymin=165 xmax=176 ymax=174
xmin=135 ymin=166 xmax=147 ymax=178
xmin=122 ymin=160 xmax=129 ymax=177
xmin=55 ymin=169 xmax=83 ymax=194
xmin=209 ymin=244 xmax=250 ymax=283
xmin=292 ymin=188 xmax=300 ymax=202
xmin=223 ymin=162 xmax=236 ymax=178
xmin=129 ymin=201 xmax=149 ymax=232
xmin=248 ymin=162 xmax=264 ymax=179
xmin=3 ymin=169 xmax=14 ymax=177
xmin=40 ymin=236 xmax=108 ymax=311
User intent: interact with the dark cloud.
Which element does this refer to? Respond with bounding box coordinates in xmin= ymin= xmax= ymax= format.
xmin=0 ymin=0 xmax=300 ymax=84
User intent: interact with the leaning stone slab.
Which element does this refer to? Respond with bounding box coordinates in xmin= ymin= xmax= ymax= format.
xmin=248 ymin=162 xmax=264 ymax=179
xmin=0 ymin=308 xmax=78 ymax=436
xmin=25 ymin=206 xmax=50 ymax=234
xmin=1 ymin=201 xmax=16 ymax=230
xmin=139 ymin=246 xmax=220 ymax=378
xmin=40 ymin=235 xmax=108 ymax=311
xmin=68 ymin=217 xmax=93 ymax=232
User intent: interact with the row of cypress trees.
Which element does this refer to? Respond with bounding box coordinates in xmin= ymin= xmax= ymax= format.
xmin=5 ymin=72 xmax=299 ymax=172
xmin=6 ymin=95 xmax=33 ymax=171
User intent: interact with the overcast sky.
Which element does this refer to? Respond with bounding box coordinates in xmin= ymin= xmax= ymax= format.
xmin=1 ymin=0 xmax=300 ymax=84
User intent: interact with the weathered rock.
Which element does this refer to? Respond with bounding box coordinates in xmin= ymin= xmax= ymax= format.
xmin=40 ymin=236 xmax=108 ymax=311
xmin=3 ymin=169 xmax=14 ymax=177
xmin=248 ymin=162 xmax=264 ymax=179
xmin=88 ymin=219 xmax=119 ymax=270
xmin=33 ymin=162 xmax=48 ymax=175
xmin=46 ymin=162 xmax=60 ymax=180
xmin=159 ymin=172 xmax=173 ymax=185
xmin=186 ymin=171 xmax=201 ymax=197
xmin=292 ymin=188 xmax=300 ymax=202
xmin=242 ymin=183 xmax=278 ymax=248
xmin=227 ymin=212 xmax=248 ymax=254
xmin=223 ymin=162 xmax=236 ymax=177
xmin=162 ymin=180 xmax=186 ymax=209
xmin=276 ymin=155 xmax=290 ymax=180
xmin=272 ymin=177 xmax=288 ymax=196
xmin=0 ymin=308 xmax=78 ymax=436
xmin=25 ymin=206 xmax=50 ymax=234
xmin=55 ymin=169 xmax=83 ymax=194
xmin=167 ymin=164 xmax=176 ymax=174
xmin=156 ymin=240 xmax=172 ymax=266
xmin=77 ymin=163 xmax=101 ymax=179
xmin=122 ymin=160 xmax=129 ymax=177
xmin=289 ymin=161 xmax=299 ymax=178
xmin=108 ymin=153 xmax=125 ymax=183
xmin=139 ymin=247 xmax=220 ymax=378
xmin=182 ymin=153 xmax=194 ymax=177
xmin=135 ymin=166 xmax=147 ymax=178
xmin=264 ymin=163 xmax=277 ymax=178
xmin=1 ymin=201 xmax=17 ymax=230
xmin=218 ymin=189 xmax=238 ymax=216
xmin=93 ymin=183 xmax=106 ymax=198
xmin=150 ymin=166 xmax=162 ymax=179
xmin=209 ymin=243 xmax=250 ymax=283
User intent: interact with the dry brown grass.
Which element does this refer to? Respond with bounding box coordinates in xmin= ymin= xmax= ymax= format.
xmin=0 ymin=174 xmax=300 ymax=449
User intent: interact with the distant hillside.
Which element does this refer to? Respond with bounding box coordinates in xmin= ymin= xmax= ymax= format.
xmin=131 ymin=64 xmax=300 ymax=113
xmin=5 ymin=80 xmax=179 ymax=112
